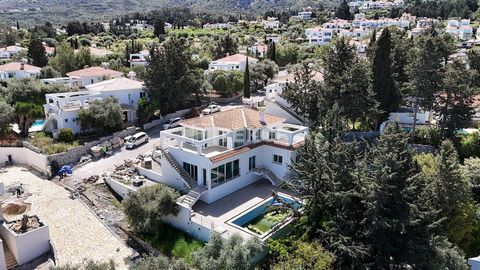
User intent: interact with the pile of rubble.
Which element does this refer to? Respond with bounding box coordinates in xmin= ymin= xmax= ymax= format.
xmin=90 ymin=137 xmax=124 ymax=159
xmin=9 ymin=215 xmax=42 ymax=234
xmin=107 ymin=155 xmax=151 ymax=186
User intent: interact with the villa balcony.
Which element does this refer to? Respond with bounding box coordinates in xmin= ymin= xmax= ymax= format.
xmin=160 ymin=123 xmax=308 ymax=158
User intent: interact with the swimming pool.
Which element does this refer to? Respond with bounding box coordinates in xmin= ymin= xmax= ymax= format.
xmin=31 ymin=119 xmax=45 ymax=127
xmin=230 ymin=194 xmax=301 ymax=237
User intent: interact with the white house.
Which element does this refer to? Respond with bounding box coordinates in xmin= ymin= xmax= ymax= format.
xmin=248 ymin=44 xmax=268 ymax=58
xmin=262 ymin=18 xmax=280 ymax=29
xmin=208 ymin=54 xmax=258 ymax=72
xmin=43 ymin=77 xmax=146 ymax=136
xmin=129 ymin=50 xmax=149 ymax=68
xmin=470 ymin=256 xmax=480 ymax=270
xmin=446 ymin=19 xmax=473 ymax=40
xmin=0 ymin=62 xmax=41 ymax=80
xmin=154 ymin=106 xmax=308 ymax=203
xmin=296 ymin=11 xmax=312 ymax=20
xmin=305 ymin=27 xmax=333 ymax=45
xmin=66 ymin=66 xmax=123 ymax=87
xmin=0 ymin=45 xmax=26 ymax=59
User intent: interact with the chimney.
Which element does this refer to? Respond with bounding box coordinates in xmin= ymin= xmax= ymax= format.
xmin=259 ymin=111 xmax=265 ymax=125
xmin=20 ymin=62 xmax=24 ymax=70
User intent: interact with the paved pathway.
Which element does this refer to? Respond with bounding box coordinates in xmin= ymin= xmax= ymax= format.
xmin=1 ymin=167 xmax=134 ymax=269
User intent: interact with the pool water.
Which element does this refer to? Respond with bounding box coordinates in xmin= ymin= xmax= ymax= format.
xmin=31 ymin=120 xmax=45 ymax=127
xmin=231 ymin=195 xmax=301 ymax=235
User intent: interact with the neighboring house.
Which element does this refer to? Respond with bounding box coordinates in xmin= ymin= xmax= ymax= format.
xmin=469 ymin=256 xmax=480 ymax=270
xmin=43 ymin=45 xmax=55 ymax=56
xmin=266 ymin=35 xmax=280 ymax=44
xmin=262 ymin=18 xmax=280 ymax=29
xmin=305 ymin=27 xmax=333 ymax=45
xmin=129 ymin=50 xmax=149 ymax=68
xmin=0 ymin=45 xmax=26 ymax=59
xmin=248 ymin=44 xmax=268 ymax=58
xmin=208 ymin=54 xmax=258 ymax=72
xmin=43 ymin=77 xmax=146 ymax=137
xmin=446 ymin=19 xmax=473 ymax=41
xmin=379 ymin=106 xmax=434 ymax=133
xmin=40 ymin=77 xmax=83 ymax=87
xmin=203 ymin=23 xmax=233 ymax=29
xmin=0 ymin=62 xmax=41 ymax=80
xmin=66 ymin=66 xmax=123 ymax=87
xmin=293 ymin=11 xmax=312 ymax=21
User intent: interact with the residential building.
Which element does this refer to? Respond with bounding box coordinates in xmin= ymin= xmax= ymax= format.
xmin=65 ymin=66 xmax=123 ymax=87
xmin=0 ymin=45 xmax=26 ymax=59
xmin=445 ymin=19 xmax=473 ymax=40
xmin=266 ymin=35 xmax=280 ymax=44
xmin=305 ymin=27 xmax=333 ymax=45
xmin=129 ymin=50 xmax=149 ymax=68
xmin=203 ymin=23 xmax=233 ymax=29
xmin=248 ymin=44 xmax=268 ymax=58
xmin=43 ymin=77 xmax=146 ymax=137
xmin=208 ymin=54 xmax=258 ymax=72
xmin=0 ymin=62 xmax=41 ymax=80
xmin=296 ymin=11 xmax=312 ymax=20
xmin=380 ymin=106 xmax=434 ymax=132
xmin=262 ymin=18 xmax=280 ymax=29
xmin=40 ymin=77 xmax=83 ymax=87
xmin=469 ymin=256 xmax=480 ymax=270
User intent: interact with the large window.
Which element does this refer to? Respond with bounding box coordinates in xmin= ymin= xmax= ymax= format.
xmin=211 ymin=159 xmax=240 ymax=187
xmin=269 ymin=131 xmax=276 ymax=140
xmin=273 ymin=155 xmax=283 ymax=164
xmin=235 ymin=130 xmax=245 ymax=147
xmin=249 ymin=156 xmax=256 ymax=171
xmin=183 ymin=162 xmax=198 ymax=181
xmin=185 ymin=128 xmax=203 ymax=141
xmin=218 ymin=130 xmax=227 ymax=147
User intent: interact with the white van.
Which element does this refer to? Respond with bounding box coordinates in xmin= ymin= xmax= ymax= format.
xmin=125 ymin=132 xmax=149 ymax=149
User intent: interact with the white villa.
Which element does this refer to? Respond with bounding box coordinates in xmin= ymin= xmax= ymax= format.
xmin=126 ymin=107 xmax=308 ymax=241
xmin=248 ymin=44 xmax=268 ymax=58
xmin=0 ymin=62 xmax=41 ymax=80
xmin=208 ymin=54 xmax=258 ymax=72
xmin=43 ymin=77 xmax=146 ymax=137
xmin=0 ymin=45 xmax=26 ymax=59
xmin=262 ymin=18 xmax=280 ymax=29
xmin=129 ymin=50 xmax=149 ymax=68
xmin=305 ymin=27 xmax=334 ymax=45
xmin=65 ymin=66 xmax=123 ymax=87
xmin=445 ymin=19 xmax=473 ymax=41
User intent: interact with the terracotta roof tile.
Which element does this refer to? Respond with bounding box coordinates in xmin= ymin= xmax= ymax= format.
xmin=180 ymin=107 xmax=285 ymax=130
xmin=66 ymin=66 xmax=123 ymax=78
xmin=0 ymin=62 xmax=41 ymax=72
xmin=214 ymin=53 xmax=258 ymax=64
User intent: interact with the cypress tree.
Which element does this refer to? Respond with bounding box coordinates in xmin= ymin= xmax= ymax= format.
xmin=334 ymin=0 xmax=353 ymax=20
xmin=27 ymin=35 xmax=48 ymax=67
xmin=16 ymin=21 xmax=19 ymax=30
xmin=372 ymin=28 xmax=400 ymax=126
xmin=153 ymin=18 xmax=165 ymax=38
xmin=243 ymin=58 xmax=250 ymax=98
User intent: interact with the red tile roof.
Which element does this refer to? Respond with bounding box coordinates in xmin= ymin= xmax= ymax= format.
xmin=0 ymin=62 xmax=41 ymax=72
xmin=214 ymin=53 xmax=258 ymax=64
xmin=180 ymin=107 xmax=285 ymax=130
xmin=66 ymin=66 xmax=123 ymax=78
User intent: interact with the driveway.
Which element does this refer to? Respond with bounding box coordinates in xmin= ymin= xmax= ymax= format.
xmin=1 ymin=167 xmax=134 ymax=269
xmin=72 ymin=128 xmax=161 ymax=180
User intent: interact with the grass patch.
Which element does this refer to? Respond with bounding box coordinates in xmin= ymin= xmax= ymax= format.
xmin=246 ymin=210 xmax=291 ymax=235
xmin=28 ymin=132 xmax=80 ymax=154
xmin=138 ymin=223 xmax=204 ymax=264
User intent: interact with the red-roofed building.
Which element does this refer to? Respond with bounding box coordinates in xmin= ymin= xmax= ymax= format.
xmin=208 ymin=53 xmax=258 ymax=72
xmin=66 ymin=66 xmax=123 ymax=87
xmin=0 ymin=62 xmax=41 ymax=80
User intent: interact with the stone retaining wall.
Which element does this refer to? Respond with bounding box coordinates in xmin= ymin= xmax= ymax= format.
xmin=143 ymin=108 xmax=192 ymax=130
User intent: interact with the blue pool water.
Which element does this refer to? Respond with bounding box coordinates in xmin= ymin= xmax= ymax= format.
xmin=231 ymin=195 xmax=301 ymax=227
xmin=31 ymin=120 xmax=45 ymax=127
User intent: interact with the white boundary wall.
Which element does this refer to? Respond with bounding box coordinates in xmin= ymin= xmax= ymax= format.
xmin=0 ymin=148 xmax=49 ymax=175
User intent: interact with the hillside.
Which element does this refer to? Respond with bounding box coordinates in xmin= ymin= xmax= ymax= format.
xmin=0 ymin=0 xmax=337 ymax=25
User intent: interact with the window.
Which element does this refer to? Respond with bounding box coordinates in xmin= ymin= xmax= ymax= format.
xmin=183 ymin=162 xmax=198 ymax=181
xmin=235 ymin=130 xmax=245 ymax=147
xmin=211 ymin=159 xmax=240 ymax=187
xmin=249 ymin=156 xmax=256 ymax=171
xmin=273 ymin=155 xmax=283 ymax=164
xmin=140 ymin=92 xmax=147 ymax=99
xmin=64 ymin=119 xmax=69 ymax=123
xmin=218 ymin=130 xmax=227 ymax=147
xmin=269 ymin=131 xmax=276 ymax=140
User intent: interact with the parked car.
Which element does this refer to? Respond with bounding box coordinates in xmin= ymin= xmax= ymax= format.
xmin=163 ymin=117 xmax=181 ymax=130
xmin=202 ymin=104 xmax=221 ymax=115
xmin=125 ymin=132 xmax=149 ymax=149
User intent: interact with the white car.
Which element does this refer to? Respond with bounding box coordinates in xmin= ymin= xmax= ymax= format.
xmin=202 ymin=104 xmax=221 ymax=115
xmin=163 ymin=117 xmax=181 ymax=130
xmin=125 ymin=132 xmax=149 ymax=149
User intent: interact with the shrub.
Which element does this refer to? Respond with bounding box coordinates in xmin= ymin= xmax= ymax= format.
xmin=460 ymin=132 xmax=480 ymax=160
xmin=58 ymin=128 xmax=74 ymax=142
xmin=412 ymin=127 xmax=441 ymax=147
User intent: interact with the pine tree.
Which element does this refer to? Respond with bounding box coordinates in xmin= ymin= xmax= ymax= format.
xmin=27 ymin=35 xmax=48 ymax=67
xmin=435 ymin=60 xmax=476 ymax=139
xmin=153 ymin=18 xmax=165 ymax=39
xmin=334 ymin=0 xmax=353 ymax=20
xmin=372 ymin=28 xmax=400 ymax=126
xmin=243 ymin=58 xmax=250 ymax=98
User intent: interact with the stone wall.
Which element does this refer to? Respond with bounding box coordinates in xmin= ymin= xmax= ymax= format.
xmin=143 ymin=108 xmax=192 ymax=130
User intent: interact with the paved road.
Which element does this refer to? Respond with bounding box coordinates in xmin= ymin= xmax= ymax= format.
xmin=72 ymin=128 xmax=161 ymax=180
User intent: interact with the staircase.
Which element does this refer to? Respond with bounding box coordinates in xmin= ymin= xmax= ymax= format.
xmin=177 ymin=186 xmax=207 ymax=208
xmin=252 ymin=167 xmax=283 ymax=186
xmin=159 ymin=148 xmax=206 ymax=208
xmin=159 ymin=148 xmax=197 ymax=189
xmin=1 ymin=238 xmax=18 ymax=269
xmin=274 ymin=99 xmax=306 ymax=125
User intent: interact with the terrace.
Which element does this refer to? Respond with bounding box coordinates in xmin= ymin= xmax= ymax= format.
xmin=191 ymin=179 xmax=300 ymax=240
xmin=44 ymin=91 xmax=100 ymax=114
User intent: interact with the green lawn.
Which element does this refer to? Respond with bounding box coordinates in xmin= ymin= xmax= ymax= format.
xmin=139 ymin=224 xmax=204 ymax=264
xmin=246 ymin=210 xmax=291 ymax=235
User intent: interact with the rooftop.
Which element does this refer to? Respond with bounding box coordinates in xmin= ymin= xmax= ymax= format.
xmin=0 ymin=62 xmax=41 ymax=72
xmin=213 ymin=53 xmax=258 ymax=64
xmin=85 ymin=77 xmax=144 ymax=92
xmin=66 ymin=66 xmax=123 ymax=78
xmin=75 ymin=47 xmax=114 ymax=57
xmin=180 ymin=107 xmax=285 ymax=130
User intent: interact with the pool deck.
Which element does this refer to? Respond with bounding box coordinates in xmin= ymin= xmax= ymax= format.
xmin=192 ymin=179 xmax=295 ymax=239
